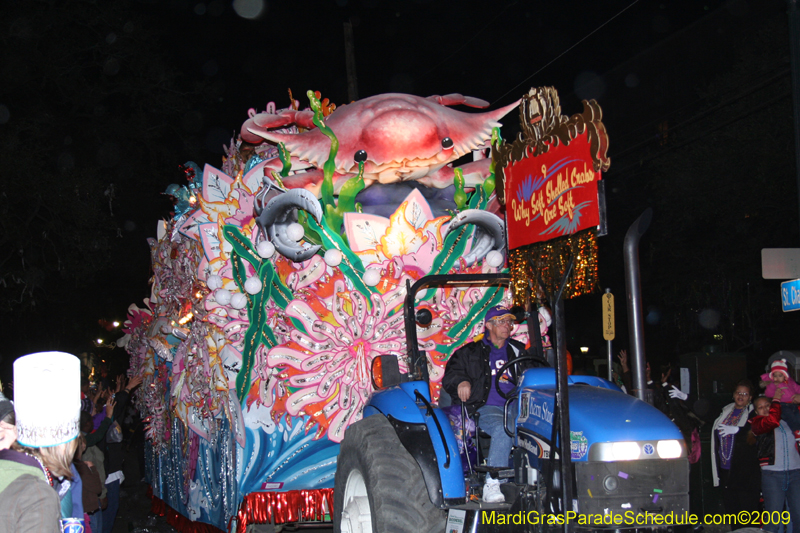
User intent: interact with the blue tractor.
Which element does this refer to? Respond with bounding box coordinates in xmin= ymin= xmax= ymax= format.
xmin=333 ymin=273 xmax=689 ymax=533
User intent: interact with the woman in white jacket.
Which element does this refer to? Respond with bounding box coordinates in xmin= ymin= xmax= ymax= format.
xmin=710 ymin=380 xmax=760 ymax=519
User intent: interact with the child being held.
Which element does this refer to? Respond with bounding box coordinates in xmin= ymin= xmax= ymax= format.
xmin=760 ymin=359 xmax=800 ymax=445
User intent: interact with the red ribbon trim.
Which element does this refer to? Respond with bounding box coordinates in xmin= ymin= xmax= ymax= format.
xmin=148 ymin=485 xmax=333 ymax=532
xmin=233 ymin=489 xmax=334 ymax=533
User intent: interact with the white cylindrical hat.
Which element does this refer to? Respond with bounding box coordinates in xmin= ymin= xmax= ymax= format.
xmin=14 ymin=351 xmax=81 ymax=448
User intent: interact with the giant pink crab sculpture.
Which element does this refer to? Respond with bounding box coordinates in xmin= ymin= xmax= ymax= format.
xmin=240 ymin=93 xmax=519 ymax=196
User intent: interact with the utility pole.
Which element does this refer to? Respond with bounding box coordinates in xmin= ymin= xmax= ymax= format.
xmin=344 ymin=20 xmax=359 ymax=102
xmin=788 ymin=0 xmax=800 ymax=240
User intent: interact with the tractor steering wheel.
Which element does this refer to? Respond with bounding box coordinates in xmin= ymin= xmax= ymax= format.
xmin=495 ymin=354 xmax=550 ymax=400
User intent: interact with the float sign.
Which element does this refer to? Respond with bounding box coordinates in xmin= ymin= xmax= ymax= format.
xmin=505 ymin=132 xmax=602 ymax=250
xmin=781 ymin=279 xmax=800 ymax=312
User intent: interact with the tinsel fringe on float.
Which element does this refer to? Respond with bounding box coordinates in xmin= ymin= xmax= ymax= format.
xmin=508 ymin=228 xmax=599 ymax=307
xmin=148 ymin=486 xmax=334 ymax=532
xmin=233 ymin=489 xmax=334 ymax=533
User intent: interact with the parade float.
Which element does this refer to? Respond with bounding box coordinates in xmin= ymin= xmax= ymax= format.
xmin=121 ymin=87 xmax=604 ymax=531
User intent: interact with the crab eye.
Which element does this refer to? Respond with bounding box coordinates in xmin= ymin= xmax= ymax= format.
xmin=441 ymin=137 xmax=454 ymax=149
xmin=354 ymin=150 xmax=367 ymax=163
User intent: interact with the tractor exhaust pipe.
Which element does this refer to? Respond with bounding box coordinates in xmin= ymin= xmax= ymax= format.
xmin=624 ymin=208 xmax=653 ymax=404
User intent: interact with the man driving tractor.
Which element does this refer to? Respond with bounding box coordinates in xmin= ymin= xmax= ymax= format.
xmin=442 ymin=305 xmax=530 ymax=503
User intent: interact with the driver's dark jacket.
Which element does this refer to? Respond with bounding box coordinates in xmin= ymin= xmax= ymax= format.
xmin=442 ymin=337 xmax=528 ymax=415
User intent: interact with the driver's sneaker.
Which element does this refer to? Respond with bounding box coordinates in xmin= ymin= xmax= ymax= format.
xmin=482 ymin=478 xmax=504 ymax=503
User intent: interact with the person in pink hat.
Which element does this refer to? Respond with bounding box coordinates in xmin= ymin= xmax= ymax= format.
xmin=760 ymin=358 xmax=800 ymax=446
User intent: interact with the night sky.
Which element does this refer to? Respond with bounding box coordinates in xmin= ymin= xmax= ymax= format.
xmin=2 ymin=0 xmax=798 ymax=383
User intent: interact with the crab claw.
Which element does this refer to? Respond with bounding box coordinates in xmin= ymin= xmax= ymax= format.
xmin=426 ymin=93 xmax=490 ymax=109
xmin=241 ymin=109 xmax=318 ymax=144
xmin=444 ymin=209 xmax=506 ymax=267
xmin=256 ymin=189 xmax=323 ymax=262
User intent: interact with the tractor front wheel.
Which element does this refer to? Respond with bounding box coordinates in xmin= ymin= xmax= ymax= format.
xmin=333 ymin=414 xmax=446 ymax=533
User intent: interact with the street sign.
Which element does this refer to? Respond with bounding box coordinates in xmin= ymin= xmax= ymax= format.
xmin=781 ymin=279 xmax=800 ymax=312
xmin=602 ymin=291 xmax=615 ymax=340
xmin=762 ymin=248 xmax=800 ymax=279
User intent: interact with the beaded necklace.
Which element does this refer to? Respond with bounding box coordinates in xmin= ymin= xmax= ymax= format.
xmin=25 ymin=452 xmax=53 ymax=487
xmin=719 ymin=407 xmax=745 ymax=464
xmin=719 ymin=433 xmax=735 ymax=463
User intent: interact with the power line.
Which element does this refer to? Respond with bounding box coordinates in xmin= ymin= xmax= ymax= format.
xmin=612 ymin=66 xmax=791 ymax=161
xmin=609 ymin=89 xmax=792 ymax=178
xmin=492 ymin=0 xmax=641 ymax=105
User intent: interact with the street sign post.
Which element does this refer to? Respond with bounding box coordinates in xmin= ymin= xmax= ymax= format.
xmin=781 ymin=279 xmax=800 ymax=312
xmin=603 ymin=290 xmax=614 ymax=380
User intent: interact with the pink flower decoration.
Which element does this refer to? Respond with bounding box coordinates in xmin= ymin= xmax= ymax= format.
xmin=267 ymin=279 xmax=409 ymax=442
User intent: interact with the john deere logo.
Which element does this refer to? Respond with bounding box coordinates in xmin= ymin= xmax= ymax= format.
xmin=570 ymin=431 xmax=588 ymax=459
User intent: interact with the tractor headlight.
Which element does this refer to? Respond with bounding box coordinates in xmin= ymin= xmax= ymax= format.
xmin=657 ymin=439 xmax=682 ymax=459
xmin=611 ymin=441 xmax=640 ymax=461
xmin=588 ymin=439 xmax=687 ymax=461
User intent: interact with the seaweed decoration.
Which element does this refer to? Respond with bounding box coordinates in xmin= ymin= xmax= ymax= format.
xmin=424 ymin=183 xmax=490 ymax=285
xmin=305 ymin=215 xmax=373 ymax=299
xmin=277 ymin=142 xmax=292 ymax=178
xmin=308 ymin=91 xmax=339 ymax=217
xmin=307 ymin=91 xmax=365 ymax=242
xmin=453 ymin=168 xmax=467 ymax=212
xmin=222 ymin=225 xmax=279 ymax=403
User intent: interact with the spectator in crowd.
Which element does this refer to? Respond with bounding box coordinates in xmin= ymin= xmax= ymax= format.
xmin=616 ymin=350 xmax=664 ymax=402
xmin=617 ymin=350 xmax=670 ymax=412
xmin=0 ymin=391 xmax=16 ymax=451
xmin=100 ymin=373 xmax=141 ymax=533
xmin=655 ymin=366 xmax=703 ymax=465
xmin=80 ymin=405 xmax=114 ymax=533
xmin=0 ymin=351 xmax=83 ymax=532
xmin=617 ymin=349 xmax=633 ymax=393
xmin=760 ymin=359 xmax=800 ymax=447
xmin=0 ymin=390 xmax=62 ymax=533
xmin=80 ymin=376 xmax=93 ymax=414
xmin=711 ymin=379 xmax=760 ymax=521
xmin=73 ymin=434 xmax=103 ymax=533
xmin=610 ymin=363 xmax=627 ymax=394
xmin=750 ymin=396 xmax=800 ymax=533
xmin=122 ymin=397 xmax=146 ymax=482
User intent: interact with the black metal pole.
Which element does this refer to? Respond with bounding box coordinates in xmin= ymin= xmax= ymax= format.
xmin=554 ymin=296 xmax=573 ymax=532
xmin=788 ymin=0 xmax=800 ymax=241
xmin=404 ymin=274 xmax=511 ymax=380
xmin=605 ymin=288 xmax=613 ymax=381
xmin=623 ymin=208 xmax=653 ymax=404
xmin=553 ymin=257 xmax=575 ymax=532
